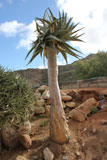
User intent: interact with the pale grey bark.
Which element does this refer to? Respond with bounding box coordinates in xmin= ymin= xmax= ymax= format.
xmin=47 ymin=48 xmax=70 ymax=144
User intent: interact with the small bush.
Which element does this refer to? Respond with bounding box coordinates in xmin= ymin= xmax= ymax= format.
xmin=0 ymin=66 xmax=34 ymax=127
xmin=88 ymin=107 xmax=100 ymax=117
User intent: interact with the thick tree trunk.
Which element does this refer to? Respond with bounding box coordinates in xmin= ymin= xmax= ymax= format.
xmin=47 ymin=48 xmax=70 ymax=144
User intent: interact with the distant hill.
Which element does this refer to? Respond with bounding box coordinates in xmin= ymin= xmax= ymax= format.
xmin=16 ymin=54 xmax=96 ymax=87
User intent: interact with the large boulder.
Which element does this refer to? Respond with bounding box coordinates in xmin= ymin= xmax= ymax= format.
xmin=69 ymin=98 xmax=98 ymax=121
xmin=77 ymin=97 xmax=98 ymax=115
xmin=69 ymin=109 xmax=86 ymax=121
xmin=1 ymin=126 xmax=19 ymax=148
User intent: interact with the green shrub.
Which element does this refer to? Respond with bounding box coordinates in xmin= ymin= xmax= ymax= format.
xmin=88 ymin=107 xmax=100 ymax=117
xmin=0 ymin=66 xmax=34 ymax=127
xmin=73 ymin=51 xmax=107 ymax=80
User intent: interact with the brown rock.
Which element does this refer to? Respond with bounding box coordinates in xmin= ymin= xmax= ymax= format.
xmin=35 ymin=99 xmax=45 ymax=107
xmin=34 ymin=106 xmax=45 ymax=114
xmin=68 ymin=90 xmax=81 ymax=102
xmin=42 ymin=90 xmax=50 ymax=99
xmin=69 ymin=109 xmax=86 ymax=121
xmin=18 ymin=121 xmax=31 ymax=135
xmin=37 ymin=85 xmax=49 ymax=93
xmin=65 ymin=102 xmax=76 ymax=108
xmin=91 ymin=128 xmax=97 ymax=134
xmin=60 ymin=90 xmax=67 ymax=96
xmin=78 ymin=90 xmax=99 ymax=102
xmin=69 ymin=98 xmax=98 ymax=122
xmin=19 ymin=134 xmax=32 ymax=149
xmin=78 ymin=97 xmax=98 ymax=115
xmin=1 ymin=126 xmax=19 ymax=148
xmin=34 ymin=92 xmax=41 ymax=100
xmin=61 ymin=95 xmax=72 ymax=101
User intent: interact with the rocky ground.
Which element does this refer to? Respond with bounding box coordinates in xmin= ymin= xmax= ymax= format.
xmin=0 ymin=86 xmax=107 ymax=160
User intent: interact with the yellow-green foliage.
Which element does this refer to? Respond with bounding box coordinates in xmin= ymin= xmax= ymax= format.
xmin=0 ymin=66 xmax=34 ymax=127
xmin=73 ymin=51 xmax=107 ymax=80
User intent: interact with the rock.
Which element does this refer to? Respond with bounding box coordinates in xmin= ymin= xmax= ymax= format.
xmin=42 ymin=90 xmax=50 ymax=99
xmin=69 ymin=109 xmax=86 ymax=121
xmin=45 ymin=105 xmax=51 ymax=117
xmin=99 ymin=99 xmax=107 ymax=108
xmin=35 ymin=99 xmax=45 ymax=107
xmin=65 ymin=102 xmax=76 ymax=108
xmin=34 ymin=92 xmax=41 ymax=100
xmin=68 ymin=90 xmax=81 ymax=102
xmin=19 ymin=134 xmax=32 ymax=149
xmin=1 ymin=126 xmax=19 ymax=148
xmin=34 ymin=106 xmax=45 ymax=114
xmin=78 ymin=90 xmax=99 ymax=102
xmin=61 ymin=95 xmax=72 ymax=101
xmin=101 ymin=103 xmax=107 ymax=109
xmin=69 ymin=98 xmax=98 ymax=121
xmin=60 ymin=90 xmax=67 ymax=96
xmin=16 ymin=156 xmax=27 ymax=160
xmin=37 ymin=85 xmax=49 ymax=93
xmin=76 ymin=151 xmax=81 ymax=156
xmin=91 ymin=128 xmax=97 ymax=134
xmin=43 ymin=147 xmax=54 ymax=160
xmin=78 ymin=98 xmax=98 ymax=115
xmin=18 ymin=121 xmax=31 ymax=135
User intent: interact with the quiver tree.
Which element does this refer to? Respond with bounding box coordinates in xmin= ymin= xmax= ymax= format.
xmin=26 ymin=8 xmax=84 ymax=144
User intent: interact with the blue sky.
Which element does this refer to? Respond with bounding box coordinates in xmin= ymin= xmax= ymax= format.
xmin=0 ymin=0 xmax=107 ymax=71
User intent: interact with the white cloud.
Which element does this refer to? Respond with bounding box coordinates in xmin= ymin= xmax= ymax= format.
xmin=57 ymin=0 xmax=107 ymax=53
xmin=57 ymin=59 xmax=66 ymax=65
xmin=38 ymin=65 xmax=47 ymax=69
xmin=0 ymin=20 xmax=36 ymax=49
xmin=0 ymin=21 xmax=25 ymax=37
xmin=17 ymin=20 xmax=36 ymax=49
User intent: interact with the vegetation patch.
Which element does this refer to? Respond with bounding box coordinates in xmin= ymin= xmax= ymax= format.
xmin=88 ymin=107 xmax=100 ymax=117
xmin=0 ymin=66 xmax=34 ymax=127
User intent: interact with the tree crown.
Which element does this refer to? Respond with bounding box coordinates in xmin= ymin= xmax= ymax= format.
xmin=26 ymin=8 xmax=84 ymax=64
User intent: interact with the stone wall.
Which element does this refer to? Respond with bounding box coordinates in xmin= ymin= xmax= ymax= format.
xmin=59 ymin=77 xmax=107 ymax=89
